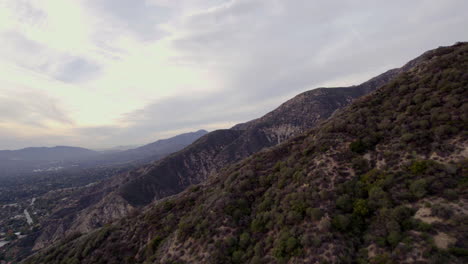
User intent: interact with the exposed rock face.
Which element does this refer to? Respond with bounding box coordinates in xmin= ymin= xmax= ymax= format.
xmin=30 ymin=181 xmax=127 ymax=250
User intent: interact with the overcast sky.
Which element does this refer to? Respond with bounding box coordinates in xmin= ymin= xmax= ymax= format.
xmin=0 ymin=0 xmax=466 ymax=150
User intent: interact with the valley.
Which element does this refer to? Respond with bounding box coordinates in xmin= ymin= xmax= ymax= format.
xmin=0 ymin=130 xmax=207 ymax=256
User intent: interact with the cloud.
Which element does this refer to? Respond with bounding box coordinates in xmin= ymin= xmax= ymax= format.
xmin=0 ymin=31 xmax=102 ymax=83
xmin=75 ymin=92 xmax=266 ymax=146
xmin=0 ymin=88 xmax=72 ymax=127
xmin=121 ymin=92 xmax=262 ymax=128
xmin=99 ymin=0 xmax=467 ymax=147
xmin=66 ymin=88 xmax=282 ymax=147
xmin=84 ymin=0 xmax=172 ymax=42
xmin=170 ymin=0 xmax=468 ymax=102
xmin=0 ymin=0 xmax=47 ymax=28
xmin=53 ymin=57 xmax=102 ymax=83
xmin=0 ymin=0 xmax=467 ymax=149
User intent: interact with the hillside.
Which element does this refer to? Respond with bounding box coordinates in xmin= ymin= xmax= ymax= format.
xmin=18 ymin=43 xmax=468 ymax=264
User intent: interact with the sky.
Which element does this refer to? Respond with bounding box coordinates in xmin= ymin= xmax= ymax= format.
xmin=0 ymin=0 xmax=466 ymax=150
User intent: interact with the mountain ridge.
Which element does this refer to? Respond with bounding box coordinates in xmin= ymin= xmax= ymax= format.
xmin=0 ymin=146 xmax=98 ymax=161
xmin=20 ymin=42 xmax=467 ymax=264
xmin=85 ymin=129 xmax=209 ymax=166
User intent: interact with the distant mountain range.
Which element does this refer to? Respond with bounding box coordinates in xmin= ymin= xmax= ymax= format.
xmin=91 ymin=129 xmax=209 ymax=166
xmin=0 ymin=146 xmax=98 ymax=161
xmin=0 ymin=130 xmax=208 ymax=164
xmin=0 ymin=130 xmax=208 ymax=178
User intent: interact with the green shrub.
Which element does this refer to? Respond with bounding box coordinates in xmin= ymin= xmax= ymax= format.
xmin=431 ymin=204 xmax=453 ymax=219
xmin=387 ymin=231 xmax=401 ymax=248
xmin=232 ymin=250 xmax=244 ymax=263
xmin=290 ymin=199 xmax=307 ymax=216
xmin=415 ymin=221 xmax=432 ymax=232
xmin=251 ymin=215 xmax=268 ymax=233
xmin=336 ymin=194 xmax=353 ymax=212
xmin=350 ymin=140 xmax=367 ymax=154
xmin=239 ymin=232 xmax=250 ymax=249
xmin=250 ymin=256 xmax=263 ymax=264
xmin=332 ymin=214 xmax=351 ymax=232
xmin=307 ymin=208 xmax=323 ymax=221
xmin=443 ymin=189 xmax=458 ymax=201
xmin=272 ymin=231 xmax=302 ymax=261
xmin=410 ymin=160 xmax=429 ymax=174
xmin=448 ymin=247 xmax=468 ymax=257
xmin=353 ymin=199 xmax=369 ymax=216
xmin=352 ymin=157 xmax=370 ymax=175
xmin=401 ymin=133 xmax=414 ymax=143
xmin=370 ymin=253 xmax=392 ymax=264
xmin=368 ymin=187 xmax=391 ymax=209
xmin=146 ymin=235 xmax=164 ymax=257
xmin=177 ymin=216 xmax=195 ymax=240
xmin=253 ymin=241 xmax=265 ymax=257
xmin=410 ymin=179 xmax=428 ymax=198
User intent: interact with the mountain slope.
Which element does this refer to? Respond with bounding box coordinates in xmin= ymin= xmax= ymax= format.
xmin=87 ymin=129 xmax=209 ymax=166
xmin=124 ymin=129 xmax=209 ymax=158
xmin=19 ymin=43 xmax=468 ymax=264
